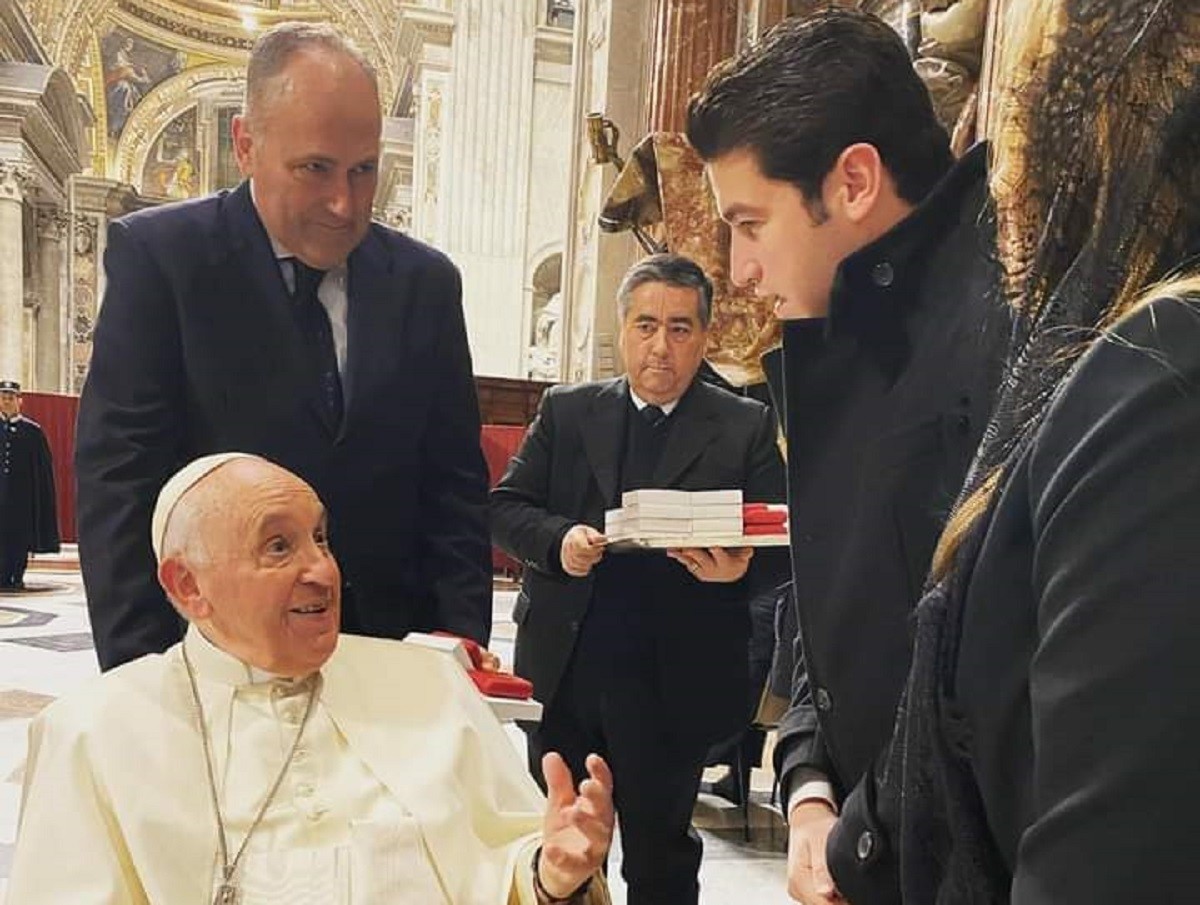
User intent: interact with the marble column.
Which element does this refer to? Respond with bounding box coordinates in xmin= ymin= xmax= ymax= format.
xmin=645 ymin=0 xmax=740 ymax=132
xmin=440 ymin=0 xmax=538 ymax=376
xmin=35 ymin=207 xmax=67 ymax=391
xmin=0 ymin=162 xmax=30 ymax=382
xmin=560 ymin=0 xmax=654 ymax=383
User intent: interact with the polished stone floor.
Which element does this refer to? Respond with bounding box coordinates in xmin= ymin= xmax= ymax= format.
xmin=0 ymin=555 xmax=793 ymax=904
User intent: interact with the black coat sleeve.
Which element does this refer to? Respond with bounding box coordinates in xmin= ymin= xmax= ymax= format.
xmin=490 ymin=388 xmax=576 ymax=575
xmin=416 ymin=263 xmax=493 ymax=645
xmin=773 ymin=662 xmax=840 ymax=797
xmin=76 ymin=220 xmax=186 ymax=670
xmin=831 ymin=296 xmax=1200 ymax=905
xmin=1008 ymin=297 xmax=1200 ymax=902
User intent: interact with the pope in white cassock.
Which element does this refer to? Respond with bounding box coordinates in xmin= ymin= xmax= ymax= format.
xmin=7 ymin=453 xmax=614 ymax=904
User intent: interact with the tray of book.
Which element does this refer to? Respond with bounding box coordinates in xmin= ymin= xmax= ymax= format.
xmin=603 ymin=489 xmax=790 ymax=551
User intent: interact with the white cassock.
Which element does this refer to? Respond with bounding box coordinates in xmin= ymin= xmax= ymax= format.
xmin=7 ymin=626 xmax=608 ymax=904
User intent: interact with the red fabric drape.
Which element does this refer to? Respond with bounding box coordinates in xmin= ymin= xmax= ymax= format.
xmin=6 ymin=401 xmax=531 ymax=555
xmin=481 ymin=425 xmax=528 ymax=575
xmin=20 ymin=392 xmax=79 ymax=543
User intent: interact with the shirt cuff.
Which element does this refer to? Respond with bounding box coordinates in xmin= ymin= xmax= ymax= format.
xmin=785 ymin=770 xmax=838 ymax=820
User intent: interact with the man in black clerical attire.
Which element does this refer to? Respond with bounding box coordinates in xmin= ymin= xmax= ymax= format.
xmin=0 ymin=380 xmax=59 ymax=590
xmin=492 ymin=253 xmax=786 ymax=905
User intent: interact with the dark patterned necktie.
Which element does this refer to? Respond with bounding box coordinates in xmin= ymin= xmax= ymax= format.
xmin=640 ymin=404 xmax=668 ymax=428
xmin=290 ymin=259 xmax=343 ymax=425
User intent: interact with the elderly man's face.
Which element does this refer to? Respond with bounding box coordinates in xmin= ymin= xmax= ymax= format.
xmin=0 ymin=391 xmax=19 ymax=418
xmin=190 ymin=463 xmax=341 ymax=676
xmin=618 ymin=281 xmax=709 ymax=406
xmin=232 ymin=47 xmax=381 ymax=270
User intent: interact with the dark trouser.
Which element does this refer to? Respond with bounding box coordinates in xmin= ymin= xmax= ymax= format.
xmin=529 ymin=611 xmax=709 ymax=905
xmin=0 ymin=535 xmax=28 ymax=587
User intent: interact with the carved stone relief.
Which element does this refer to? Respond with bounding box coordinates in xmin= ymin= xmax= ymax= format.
xmin=0 ymin=161 xmax=35 ymax=200
xmin=414 ymin=74 xmax=446 ymax=245
xmin=69 ymin=213 xmax=99 ymax=391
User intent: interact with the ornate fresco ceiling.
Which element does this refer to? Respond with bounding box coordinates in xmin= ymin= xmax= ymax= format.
xmin=20 ymin=0 xmax=401 ymax=95
xmin=14 ymin=0 xmax=432 ymax=177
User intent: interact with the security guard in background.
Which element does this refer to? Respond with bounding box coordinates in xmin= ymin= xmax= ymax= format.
xmin=0 ymin=380 xmax=59 ymax=590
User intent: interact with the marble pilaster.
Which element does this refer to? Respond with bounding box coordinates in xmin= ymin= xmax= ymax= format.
xmin=438 ymin=0 xmax=540 ymax=377
xmin=646 ymin=0 xmax=740 ymax=132
xmin=0 ymin=162 xmax=31 ymax=382
xmin=34 ymin=207 xmax=67 ymax=391
xmin=66 ymin=176 xmax=115 ymax=392
xmin=560 ymin=0 xmax=653 ymax=383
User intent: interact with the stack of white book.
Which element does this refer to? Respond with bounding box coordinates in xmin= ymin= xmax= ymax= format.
xmin=605 ymin=489 xmax=744 ymax=542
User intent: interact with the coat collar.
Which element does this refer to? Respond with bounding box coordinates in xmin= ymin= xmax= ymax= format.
xmin=824 ymin=142 xmax=990 ymax=382
xmin=182 ymin=623 xmax=315 ymax=692
xmin=652 ymin=381 xmax=723 ymax=487
xmin=579 ymin=378 xmax=629 ymax=505
xmin=341 ymin=226 xmax=405 ymax=439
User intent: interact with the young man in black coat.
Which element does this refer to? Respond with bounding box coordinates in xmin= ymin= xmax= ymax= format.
xmin=687 ymin=11 xmax=1009 ymax=902
xmin=831 ymin=3 xmax=1200 ymax=901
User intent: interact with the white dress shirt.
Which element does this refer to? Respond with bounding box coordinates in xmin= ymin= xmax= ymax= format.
xmin=628 ymin=388 xmax=679 ymax=416
xmin=250 ymin=180 xmax=349 ymax=374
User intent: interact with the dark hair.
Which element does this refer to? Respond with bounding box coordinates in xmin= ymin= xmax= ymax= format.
xmin=616 ymin=253 xmax=714 ymax=327
xmin=931 ymin=0 xmax=1200 ymax=580
xmin=686 ymin=8 xmax=952 ymax=206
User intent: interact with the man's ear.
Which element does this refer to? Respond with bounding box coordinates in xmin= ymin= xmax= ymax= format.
xmin=231 ymin=114 xmax=255 ymax=177
xmin=158 ymin=557 xmax=210 ymax=621
xmin=827 ymin=142 xmax=886 ymax=225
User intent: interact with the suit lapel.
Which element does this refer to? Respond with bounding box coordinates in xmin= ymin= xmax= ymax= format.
xmin=222 ymin=182 xmax=337 ymax=437
xmin=653 ymin=382 xmax=722 ymax=487
xmin=342 ymin=230 xmax=405 ymax=442
xmin=579 ymin=378 xmax=629 ymax=506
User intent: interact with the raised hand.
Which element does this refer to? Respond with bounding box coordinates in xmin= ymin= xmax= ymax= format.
xmin=539 ymin=752 xmax=615 ymax=899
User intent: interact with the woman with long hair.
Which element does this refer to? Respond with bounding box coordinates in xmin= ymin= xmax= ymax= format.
xmin=828 ymin=1 xmax=1200 ymax=902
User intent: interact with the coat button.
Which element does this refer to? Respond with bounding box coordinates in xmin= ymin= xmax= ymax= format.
xmin=815 ymin=687 xmax=833 ymax=711
xmin=871 ymin=261 xmax=894 ymax=287
xmin=856 ymin=830 xmax=875 ymax=861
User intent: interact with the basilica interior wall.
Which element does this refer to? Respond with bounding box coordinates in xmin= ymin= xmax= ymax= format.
xmin=6 ymin=0 xmax=579 ymax=388
xmin=4 ymin=0 xmax=1007 ymax=392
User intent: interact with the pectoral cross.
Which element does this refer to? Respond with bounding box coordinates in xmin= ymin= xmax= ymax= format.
xmin=213 ymin=882 xmax=240 ymax=905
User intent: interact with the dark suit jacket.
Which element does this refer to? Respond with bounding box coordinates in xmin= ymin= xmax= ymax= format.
xmin=491 ymin=377 xmax=786 ymax=746
xmin=833 ymin=295 xmax=1200 ymax=903
xmin=77 ymin=182 xmax=492 ymax=670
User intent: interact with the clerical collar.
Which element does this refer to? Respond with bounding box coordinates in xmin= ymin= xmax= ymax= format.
xmin=184 ymin=623 xmax=314 ymax=689
xmin=628 ymin=388 xmax=679 ymax=416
